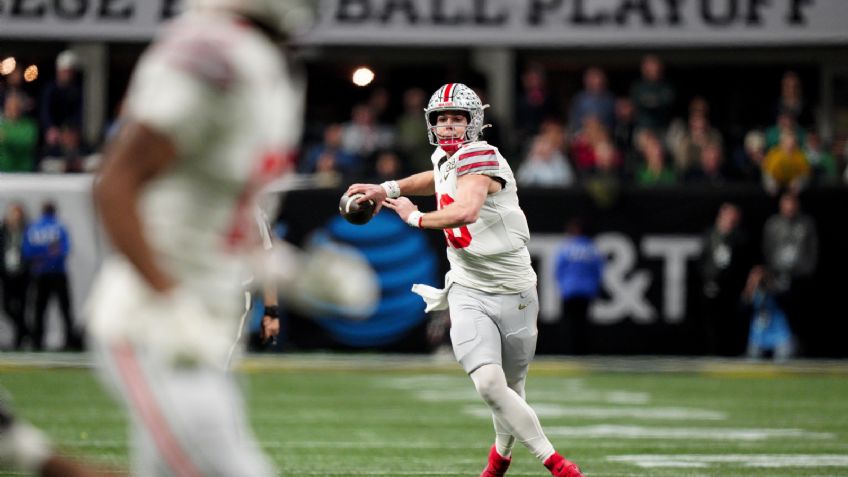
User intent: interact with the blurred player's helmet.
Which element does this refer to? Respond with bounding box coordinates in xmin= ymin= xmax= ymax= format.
xmin=189 ymin=0 xmax=315 ymax=38
xmin=425 ymin=83 xmax=489 ymax=153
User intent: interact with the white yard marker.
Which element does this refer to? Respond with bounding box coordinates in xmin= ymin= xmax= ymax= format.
xmin=547 ymin=425 xmax=834 ymax=441
xmin=608 ymin=454 xmax=848 ymax=468
xmin=381 ymin=377 xmax=650 ymax=405
xmin=465 ymin=404 xmax=725 ymax=420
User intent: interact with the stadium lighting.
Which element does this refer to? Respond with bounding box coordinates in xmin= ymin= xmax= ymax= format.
xmin=1 ymin=57 xmax=16 ymax=75
xmin=24 ymin=65 xmax=38 ymax=82
xmin=352 ymin=67 xmax=375 ymax=87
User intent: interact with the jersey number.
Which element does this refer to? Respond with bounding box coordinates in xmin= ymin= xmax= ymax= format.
xmin=438 ymin=194 xmax=472 ymax=249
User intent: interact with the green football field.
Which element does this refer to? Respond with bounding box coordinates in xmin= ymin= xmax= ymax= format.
xmin=2 ymin=354 xmax=847 ymax=477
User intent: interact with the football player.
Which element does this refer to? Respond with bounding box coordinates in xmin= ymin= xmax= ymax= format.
xmin=346 ymin=84 xmax=585 ymax=477
xmin=1 ymin=0 xmax=311 ymax=476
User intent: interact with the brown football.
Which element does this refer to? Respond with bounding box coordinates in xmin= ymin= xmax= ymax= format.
xmin=339 ymin=193 xmax=376 ymax=225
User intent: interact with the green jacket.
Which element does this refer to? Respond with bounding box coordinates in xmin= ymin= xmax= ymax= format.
xmin=0 ymin=118 xmax=38 ymax=172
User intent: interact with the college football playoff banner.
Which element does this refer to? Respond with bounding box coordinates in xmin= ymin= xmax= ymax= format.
xmin=2 ymin=0 xmax=848 ymax=46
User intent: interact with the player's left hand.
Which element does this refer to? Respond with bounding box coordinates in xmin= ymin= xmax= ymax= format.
xmin=261 ymin=315 xmax=280 ymax=344
xmin=382 ymin=197 xmax=418 ymax=223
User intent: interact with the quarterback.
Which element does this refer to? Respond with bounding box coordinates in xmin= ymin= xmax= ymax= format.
xmin=346 ymin=83 xmax=584 ymax=477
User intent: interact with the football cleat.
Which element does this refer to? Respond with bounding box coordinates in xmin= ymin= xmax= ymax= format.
xmin=480 ymin=445 xmax=511 ymax=477
xmin=544 ymin=452 xmax=584 ymax=477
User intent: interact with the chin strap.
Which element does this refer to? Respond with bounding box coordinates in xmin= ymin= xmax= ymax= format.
xmin=439 ymin=138 xmax=465 ymax=155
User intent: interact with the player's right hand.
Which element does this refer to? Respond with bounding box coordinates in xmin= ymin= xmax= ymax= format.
xmin=346 ymin=183 xmax=385 ymax=216
xmin=261 ymin=315 xmax=280 ymax=344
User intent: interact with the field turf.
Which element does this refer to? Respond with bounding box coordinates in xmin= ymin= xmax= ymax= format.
xmin=1 ymin=354 xmax=847 ymax=476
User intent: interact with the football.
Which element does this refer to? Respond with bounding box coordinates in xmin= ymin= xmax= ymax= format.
xmin=339 ymin=193 xmax=376 ymax=225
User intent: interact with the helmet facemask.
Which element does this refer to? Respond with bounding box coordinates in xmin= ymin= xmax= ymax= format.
xmin=424 ymin=83 xmax=489 ymax=155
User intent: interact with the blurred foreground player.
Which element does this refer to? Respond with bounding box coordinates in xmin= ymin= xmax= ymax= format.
xmin=88 ymin=0 xmax=312 ymax=473
xmin=347 ymin=83 xmax=584 ymax=477
xmin=2 ymin=0 xmax=311 ymax=476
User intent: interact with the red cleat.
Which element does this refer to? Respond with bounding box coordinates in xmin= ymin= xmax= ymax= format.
xmin=480 ymin=445 xmax=511 ymax=477
xmin=544 ymin=452 xmax=584 ymax=477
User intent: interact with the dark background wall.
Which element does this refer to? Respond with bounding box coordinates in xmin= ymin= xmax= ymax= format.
xmin=276 ymin=185 xmax=848 ymax=358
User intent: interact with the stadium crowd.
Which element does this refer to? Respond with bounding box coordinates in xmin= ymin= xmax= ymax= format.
xmin=1 ymin=52 xmax=846 ymax=192
xmin=292 ymin=55 xmax=845 ymax=195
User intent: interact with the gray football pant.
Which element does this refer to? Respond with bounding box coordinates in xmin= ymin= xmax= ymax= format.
xmin=92 ymin=341 xmax=274 ymax=477
xmin=448 ymin=283 xmax=539 ymax=382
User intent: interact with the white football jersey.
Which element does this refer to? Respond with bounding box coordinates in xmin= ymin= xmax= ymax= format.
xmin=432 ymin=141 xmax=537 ymax=293
xmin=89 ymin=11 xmax=301 ymax=354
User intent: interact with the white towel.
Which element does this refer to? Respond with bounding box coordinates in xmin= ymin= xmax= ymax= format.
xmin=411 ymin=272 xmax=453 ymax=313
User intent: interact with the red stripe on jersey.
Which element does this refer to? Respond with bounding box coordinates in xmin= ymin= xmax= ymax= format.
xmin=458 ymin=160 xmax=499 ymax=173
xmin=443 ymin=83 xmax=454 ymax=102
xmin=458 ymin=149 xmax=495 ymax=161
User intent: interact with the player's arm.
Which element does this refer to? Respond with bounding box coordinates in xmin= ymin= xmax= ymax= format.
xmin=94 ymin=121 xmax=177 ymax=293
xmin=261 ymin=281 xmax=280 ymax=343
xmin=346 ymin=170 xmax=435 ymax=215
xmin=384 ymin=174 xmax=495 ymax=229
xmin=396 ymin=170 xmax=436 ymax=196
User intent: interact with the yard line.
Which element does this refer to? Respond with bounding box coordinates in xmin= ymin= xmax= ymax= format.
xmin=465 ymin=404 xmax=726 ymax=420
xmin=608 ymin=454 xmax=848 ymax=468
xmin=546 ymin=425 xmax=835 ymax=441
xmin=380 ymin=376 xmax=651 ymax=405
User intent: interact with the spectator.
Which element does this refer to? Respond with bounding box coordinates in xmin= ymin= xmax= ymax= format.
xmin=699 ymin=203 xmax=751 ymax=355
xmin=568 ymin=66 xmax=615 ymax=134
xmin=0 ymin=93 xmax=38 ymax=172
xmin=40 ymin=123 xmax=93 ymax=173
xmin=684 ymin=141 xmax=726 ymax=186
xmin=300 ymin=123 xmax=359 ymax=176
xmin=762 ymin=131 xmax=810 ymax=195
xmin=539 ymin=118 xmax=567 ymax=152
xmin=634 ymin=130 xmax=676 ymax=186
xmin=554 ymin=218 xmax=604 ymax=354
xmin=732 ymin=130 xmax=767 ymax=183
xmin=584 ymin=141 xmax=622 ymax=208
xmin=371 ymin=149 xmax=404 ymax=182
xmin=515 ymin=64 xmax=559 ymax=147
xmin=743 ymin=265 xmax=794 ymax=361
xmin=517 ymin=133 xmax=575 ymax=188
xmin=0 ymin=67 xmax=35 ymax=115
xmin=367 ymin=86 xmax=390 ymax=123
xmin=396 ymin=87 xmax=433 ymax=171
xmin=340 ymin=104 xmax=395 ymax=160
xmin=765 ymin=109 xmax=806 ymax=150
xmin=311 ymin=150 xmax=343 ymax=186
xmin=1 ymin=202 xmax=31 ymax=350
xmin=762 ymin=192 xmax=817 ymax=353
xmin=775 ymin=71 xmax=814 ymax=128
xmin=21 ymin=201 xmax=79 ymax=351
xmin=804 ymin=132 xmax=838 ymax=184
xmin=569 ymin=115 xmax=619 ymax=174
xmin=667 ymin=97 xmax=723 ymax=175
xmin=630 ymin=55 xmax=675 ymax=135
xmin=40 ymin=50 xmax=83 ymax=150
xmin=612 ymin=97 xmax=638 ymax=172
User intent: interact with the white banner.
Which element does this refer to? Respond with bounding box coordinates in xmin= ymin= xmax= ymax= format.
xmin=1 ymin=0 xmax=847 ymax=46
